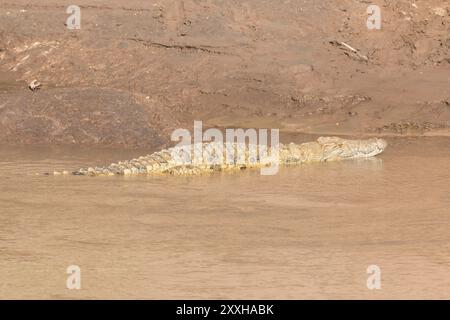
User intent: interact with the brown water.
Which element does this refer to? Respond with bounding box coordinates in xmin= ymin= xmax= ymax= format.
xmin=0 ymin=137 xmax=449 ymax=299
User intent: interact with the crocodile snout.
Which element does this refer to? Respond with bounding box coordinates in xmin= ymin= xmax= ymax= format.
xmin=376 ymin=138 xmax=388 ymax=151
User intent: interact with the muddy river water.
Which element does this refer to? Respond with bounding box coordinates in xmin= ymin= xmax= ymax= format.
xmin=0 ymin=137 xmax=449 ymax=299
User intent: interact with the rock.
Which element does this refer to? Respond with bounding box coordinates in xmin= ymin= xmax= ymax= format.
xmin=28 ymin=79 xmax=41 ymax=91
xmin=433 ymin=8 xmax=447 ymax=17
xmin=0 ymin=88 xmax=166 ymax=148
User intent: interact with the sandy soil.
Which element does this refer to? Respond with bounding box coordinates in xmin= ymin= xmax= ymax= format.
xmin=0 ymin=0 xmax=449 ymax=148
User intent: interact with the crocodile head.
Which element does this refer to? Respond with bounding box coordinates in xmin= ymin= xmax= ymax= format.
xmin=318 ymin=136 xmax=387 ymax=160
xmin=354 ymin=137 xmax=387 ymax=158
xmin=375 ymin=138 xmax=388 ymax=152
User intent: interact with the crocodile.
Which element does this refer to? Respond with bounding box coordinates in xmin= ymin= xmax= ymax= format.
xmin=52 ymin=136 xmax=387 ymax=176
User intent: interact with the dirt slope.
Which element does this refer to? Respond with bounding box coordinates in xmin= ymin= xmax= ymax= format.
xmin=0 ymin=0 xmax=449 ymax=148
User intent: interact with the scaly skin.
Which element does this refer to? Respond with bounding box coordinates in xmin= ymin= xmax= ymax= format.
xmin=54 ymin=137 xmax=387 ymax=176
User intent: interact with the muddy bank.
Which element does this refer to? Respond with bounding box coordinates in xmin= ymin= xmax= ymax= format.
xmin=0 ymin=86 xmax=166 ymax=148
xmin=0 ymin=0 xmax=449 ymax=148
